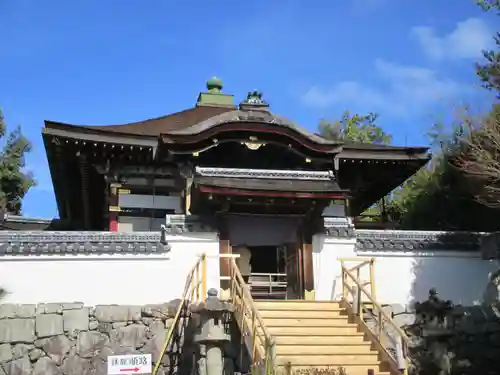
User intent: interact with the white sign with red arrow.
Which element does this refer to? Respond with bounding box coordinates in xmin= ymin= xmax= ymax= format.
xmin=107 ymin=354 xmax=152 ymax=374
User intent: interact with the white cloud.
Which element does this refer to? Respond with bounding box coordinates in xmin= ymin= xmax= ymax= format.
xmin=301 ymin=59 xmax=468 ymax=117
xmin=411 ymin=18 xmax=493 ymax=61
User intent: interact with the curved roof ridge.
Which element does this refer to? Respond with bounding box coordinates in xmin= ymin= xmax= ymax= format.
xmin=164 ymin=109 xmax=340 ymax=145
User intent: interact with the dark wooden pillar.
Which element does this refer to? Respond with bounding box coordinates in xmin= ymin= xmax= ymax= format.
xmin=285 ymin=242 xmax=301 ymax=299
xmin=302 ymin=212 xmax=322 ymax=300
xmin=302 ymin=240 xmax=315 ymax=300
xmin=78 ymin=155 xmax=91 ymax=229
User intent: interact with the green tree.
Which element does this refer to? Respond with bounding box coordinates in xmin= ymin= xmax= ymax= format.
xmin=0 ymin=110 xmax=36 ymax=215
xmin=318 ymin=111 xmax=392 ymax=144
xmin=476 ymin=0 xmax=500 ymax=95
xmin=387 ymin=108 xmax=500 ymax=231
xmin=318 ymin=111 xmax=392 ymax=221
xmin=449 ymin=1 xmax=500 ymax=212
xmin=388 ymin=0 xmax=500 ymax=230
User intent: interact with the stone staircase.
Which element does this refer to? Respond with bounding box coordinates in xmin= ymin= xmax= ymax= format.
xmin=254 ymin=300 xmax=393 ymax=375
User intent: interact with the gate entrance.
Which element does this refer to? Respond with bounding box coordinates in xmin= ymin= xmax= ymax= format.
xmin=247 ymin=245 xmax=287 ymax=299
xmin=224 ymin=214 xmax=306 ymax=300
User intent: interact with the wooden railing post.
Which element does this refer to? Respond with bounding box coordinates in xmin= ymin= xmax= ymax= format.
xmin=341 ymin=261 xmax=409 ymax=375
xmin=265 ymin=338 xmax=276 ymax=375
xmin=341 ymin=261 xmax=347 ymax=301
xmin=369 ymin=258 xmax=376 ymax=300
xmin=196 ymin=260 xmax=200 ymax=302
xmin=352 ymin=286 xmax=359 ymax=315
xmin=395 ymin=336 xmax=406 ymax=373
xmin=201 ymin=253 xmax=207 ymax=299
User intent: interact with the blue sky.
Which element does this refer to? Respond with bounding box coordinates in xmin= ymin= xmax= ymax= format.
xmin=0 ymin=0 xmax=498 ymax=218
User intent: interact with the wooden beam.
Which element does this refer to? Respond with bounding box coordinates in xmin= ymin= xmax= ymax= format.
xmin=42 ymin=127 xmax=158 ymax=148
xmin=302 ymin=242 xmax=314 ymax=299
xmin=78 ymin=155 xmax=92 ymax=229
xmin=199 ymin=186 xmax=344 ymax=199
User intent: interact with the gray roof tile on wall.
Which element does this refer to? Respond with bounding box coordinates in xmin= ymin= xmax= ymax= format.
xmin=0 ymin=231 xmax=170 ymax=255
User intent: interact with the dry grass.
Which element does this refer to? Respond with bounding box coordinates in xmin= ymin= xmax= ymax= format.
xmin=454 ymin=105 xmax=500 ymax=208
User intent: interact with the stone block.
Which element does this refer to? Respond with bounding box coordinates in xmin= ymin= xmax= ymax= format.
xmin=112 ymin=322 xmax=127 ymax=329
xmin=40 ymin=335 xmax=72 ymax=365
xmin=0 ymin=344 xmax=11 ymax=363
xmin=63 ymin=308 xmax=89 ymax=333
xmin=61 ymin=355 xmax=92 ymax=375
xmin=76 ymin=331 xmax=109 ymax=358
xmin=36 ymin=314 xmax=63 ymax=338
xmin=33 ymin=357 xmax=61 ymax=375
xmin=128 ymin=306 xmax=142 ymax=321
xmin=3 ymin=355 xmax=32 ymax=375
xmin=110 ymin=324 xmax=147 ymax=349
xmin=12 ymin=344 xmax=33 ymax=359
xmin=36 ymin=303 xmax=63 ymax=315
xmin=94 ymin=305 xmax=140 ymax=323
xmin=142 ymin=303 xmax=175 ymax=318
xmin=149 ymin=321 xmax=166 ymax=337
xmin=0 ymin=304 xmax=36 ymax=319
xmin=0 ymin=319 xmax=35 ymax=343
xmin=97 ymin=323 xmax=113 ymax=334
xmin=62 ymin=302 xmax=84 ymax=310
xmin=142 ymin=330 xmax=166 ymax=362
xmin=28 ymin=348 xmax=44 ymax=362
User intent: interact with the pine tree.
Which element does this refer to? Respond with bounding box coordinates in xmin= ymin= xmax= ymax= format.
xmin=0 ymin=109 xmax=36 ymax=215
xmin=476 ymin=0 xmax=500 ymax=96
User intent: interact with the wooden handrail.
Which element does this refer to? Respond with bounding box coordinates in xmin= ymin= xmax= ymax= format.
xmin=152 ymin=254 xmax=207 ymax=375
xmin=344 ymin=260 xmax=371 ymax=272
xmin=342 ymin=266 xmax=409 ymax=343
xmin=228 ymin=257 xmax=275 ymax=373
xmin=230 ymin=257 xmax=274 ymax=343
xmin=341 ymin=260 xmax=410 ymax=374
xmin=339 ymin=257 xmax=374 ymax=262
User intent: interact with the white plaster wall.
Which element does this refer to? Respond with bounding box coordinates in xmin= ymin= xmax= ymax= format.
xmin=313 ymin=235 xmax=361 ymax=301
xmin=313 ymin=234 xmax=500 ymax=307
xmin=0 ymin=233 xmax=220 ymax=305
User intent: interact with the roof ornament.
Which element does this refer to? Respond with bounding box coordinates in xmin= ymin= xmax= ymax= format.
xmin=244 ymin=90 xmax=266 ymax=105
xmin=239 ymin=90 xmax=270 ymax=112
xmin=206 ymin=77 xmax=223 ymax=93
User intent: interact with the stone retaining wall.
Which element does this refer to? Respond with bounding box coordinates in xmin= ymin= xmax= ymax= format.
xmin=378 ymin=304 xmax=500 ymax=375
xmin=0 ymin=302 xmax=180 ymax=375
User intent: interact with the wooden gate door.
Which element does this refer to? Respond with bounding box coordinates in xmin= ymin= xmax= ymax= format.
xmin=284 ymin=242 xmax=303 ymax=299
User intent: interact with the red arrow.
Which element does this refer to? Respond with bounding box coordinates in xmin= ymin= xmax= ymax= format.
xmin=120 ymin=368 xmax=139 ymax=373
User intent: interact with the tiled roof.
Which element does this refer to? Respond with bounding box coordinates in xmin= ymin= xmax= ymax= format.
xmin=355 ymin=229 xmax=482 ymax=252
xmin=44 ymin=106 xmax=235 ymax=136
xmin=0 ymin=232 xmax=170 ymax=255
